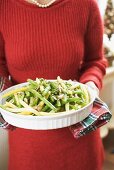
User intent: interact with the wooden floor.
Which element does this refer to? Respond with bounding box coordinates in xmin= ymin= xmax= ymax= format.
xmin=103 ymin=130 xmax=114 ymax=170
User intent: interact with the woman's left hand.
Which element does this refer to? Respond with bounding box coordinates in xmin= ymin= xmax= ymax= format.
xmin=85 ymin=81 xmax=99 ymax=97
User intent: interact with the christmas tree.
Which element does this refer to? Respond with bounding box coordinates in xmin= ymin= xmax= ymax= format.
xmin=104 ymin=0 xmax=114 ymax=39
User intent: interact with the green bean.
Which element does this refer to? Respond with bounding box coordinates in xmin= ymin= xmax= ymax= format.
xmin=27 ymin=79 xmax=38 ymax=87
xmin=41 ymin=105 xmax=49 ymax=112
xmin=46 ymin=108 xmax=52 ymax=112
xmin=56 ymin=100 xmax=61 ymax=107
xmin=70 ymin=104 xmax=81 ymax=110
xmin=6 ymin=95 xmax=13 ymax=102
xmin=67 ymin=97 xmax=82 ymax=103
xmin=61 ymin=94 xmax=68 ymax=104
xmin=42 ymin=86 xmax=51 ymax=96
xmin=73 ymin=90 xmax=84 ymax=95
xmin=33 ymin=97 xmax=39 ymax=106
xmin=37 ymin=101 xmax=45 ymax=111
xmin=67 ymin=90 xmax=73 ymax=95
xmin=50 ymin=82 xmax=58 ymax=89
xmin=14 ymin=93 xmax=21 ymax=107
xmin=40 ymin=85 xmax=45 ymax=92
xmin=8 ymin=98 xmax=15 ymax=104
xmin=36 ymin=78 xmax=40 ymax=84
xmin=49 ymin=95 xmax=55 ymax=103
xmin=29 ymin=97 xmax=34 ymax=106
xmin=25 ymin=91 xmax=30 ymax=97
xmin=28 ymin=89 xmax=57 ymax=112
xmin=19 ymin=93 xmax=25 ymax=101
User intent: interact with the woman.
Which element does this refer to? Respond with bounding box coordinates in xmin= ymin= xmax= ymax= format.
xmin=0 ymin=0 xmax=107 ymax=170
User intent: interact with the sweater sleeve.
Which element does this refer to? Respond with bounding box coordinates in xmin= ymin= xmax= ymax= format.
xmin=0 ymin=32 xmax=13 ymax=88
xmin=0 ymin=31 xmax=10 ymax=77
xmin=0 ymin=32 xmax=14 ymax=129
xmin=79 ymin=0 xmax=108 ymax=89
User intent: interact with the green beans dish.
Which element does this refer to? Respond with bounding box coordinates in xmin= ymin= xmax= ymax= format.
xmin=0 ymin=76 xmax=90 ymax=116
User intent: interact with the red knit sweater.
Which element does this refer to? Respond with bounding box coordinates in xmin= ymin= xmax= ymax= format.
xmin=0 ymin=0 xmax=106 ymax=170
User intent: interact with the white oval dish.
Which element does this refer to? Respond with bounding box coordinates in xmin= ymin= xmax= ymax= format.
xmin=0 ymin=81 xmax=96 ymax=130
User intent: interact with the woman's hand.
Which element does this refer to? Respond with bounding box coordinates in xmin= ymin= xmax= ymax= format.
xmin=85 ymin=81 xmax=99 ymax=97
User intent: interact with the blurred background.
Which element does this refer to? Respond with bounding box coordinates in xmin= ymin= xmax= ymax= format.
xmin=98 ymin=0 xmax=114 ymax=169
xmin=0 ymin=0 xmax=114 ymax=170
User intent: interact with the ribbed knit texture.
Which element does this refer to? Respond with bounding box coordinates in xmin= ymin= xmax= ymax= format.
xmin=0 ymin=0 xmax=107 ymax=88
xmin=0 ymin=0 xmax=106 ymax=170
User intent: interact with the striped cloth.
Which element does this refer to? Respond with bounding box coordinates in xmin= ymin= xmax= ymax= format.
xmin=0 ymin=77 xmax=15 ymax=130
xmin=69 ymin=98 xmax=112 ymax=138
xmin=0 ymin=77 xmax=112 ymax=135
